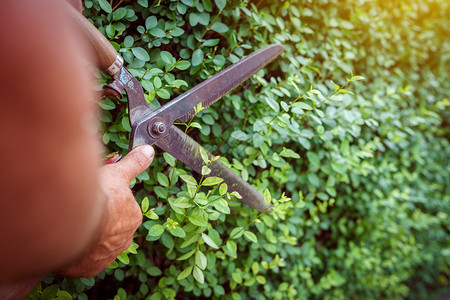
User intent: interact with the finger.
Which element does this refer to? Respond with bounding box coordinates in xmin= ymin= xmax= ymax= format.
xmin=113 ymin=145 xmax=154 ymax=182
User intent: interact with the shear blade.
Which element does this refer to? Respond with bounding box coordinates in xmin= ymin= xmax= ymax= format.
xmin=156 ymin=126 xmax=269 ymax=212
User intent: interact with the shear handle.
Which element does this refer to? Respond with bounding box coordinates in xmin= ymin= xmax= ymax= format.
xmin=66 ymin=3 xmax=121 ymax=74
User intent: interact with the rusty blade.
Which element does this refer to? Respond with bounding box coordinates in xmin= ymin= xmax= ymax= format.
xmin=176 ymin=44 xmax=284 ymax=122
xmin=156 ymin=126 xmax=269 ymax=212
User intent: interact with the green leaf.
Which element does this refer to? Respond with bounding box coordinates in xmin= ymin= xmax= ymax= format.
xmin=265 ymin=97 xmax=280 ymax=113
xmin=279 ymin=147 xmax=300 ymax=159
xmin=178 ymin=249 xmax=196 ymax=260
xmin=144 ymin=209 xmax=159 ymax=220
xmin=175 ymin=60 xmax=191 ymax=70
xmin=189 ymin=213 xmax=208 ymax=226
xmin=195 ymin=251 xmax=207 ymax=270
xmin=256 ymin=275 xmax=266 ymax=284
xmin=137 ymin=0 xmax=148 ymax=7
xmin=98 ymin=0 xmax=112 ymax=13
xmin=224 ymin=241 xmax=237 ymax=258
xmin=210 ymin=22 xmax=229 ymax=33
xmin=113 ymin=8 xmax=127 ymax=21
xmin=202 ymin=233 xmax=219 ymax=249
xmin=202 ymin=177 xmax=223 ymax=186
xmin=131 ymin=47 xmax=150 ymax=61
xmin=169 ymin=226 xmax=186 ymax=238
xmin=177 ymin=265 xmax=193 ymax=280
xmin=163 ymin=153 xmax=176 ymax=167
xmin=199 ymin=147 xmax=209 ymax=164
xmin=148 ymin=224 xmax=164 ymax=237
xmin=214 ymin=0 xmax=226 ymax=10
xmin=243 ymin=231 xmax=258 ymax=243
xmin=219 ymin=183 xmax=228 ymax=195
xmin=141 ymin=197 xmax=149 ymax=213
xmin=149 ymin=28 xmax=166 ymax=38
xmin=264 ymin=189 xmax=271 ymax=206
xmin=203 ymin=39 xmax=220 ymax=47
xmin=230 ymin=227 xmax=244 ymax=239
xmin=147 ymin=266 xmax=162 ymax=276
xmin=180 ymin=174 xmax=197 ymax=186
xmin=157 ymin=172 xmax=169 ymax=187
xmin=192 ymin=49 xmax=204 ymax=66
xmin=117 ymin=252 xmax=130 ymax=264
xmin=293 ymin=102 xmax=313 ymax=110
xmin=231 ymin=130 xmax=248 ymax=141
xmin=193 ymin=266 xmax=205 ymax=284
xmin=160 ymin=51 xmax=173 ymax=64
xmin=180 ymin=234 xmax=199 ymax=248
xmin=201 ymin=166 xmax=211 ymax=175
xmin=145 ymin=16 xmax=157 ymax=29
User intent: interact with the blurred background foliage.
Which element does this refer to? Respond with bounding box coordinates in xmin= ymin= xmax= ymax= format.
xmin=29 ymin=0 xmax=449 ymax=299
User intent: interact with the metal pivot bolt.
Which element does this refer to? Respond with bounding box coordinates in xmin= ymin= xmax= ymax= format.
xmin=152 ymin=122 xmax=166 ymax=134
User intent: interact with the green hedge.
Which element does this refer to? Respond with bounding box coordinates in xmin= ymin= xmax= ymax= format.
xmin=29 ymin=0 xmax=449 ymax=299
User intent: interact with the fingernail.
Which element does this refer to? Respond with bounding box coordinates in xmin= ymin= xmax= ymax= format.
xmin=140 ymin=145 xmax=154 ymax=159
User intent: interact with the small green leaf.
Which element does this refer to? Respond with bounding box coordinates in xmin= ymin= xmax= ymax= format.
xmin=224 ymin=241 xmax=237 ymax=258
xmin=141 ymin=197 xmax=149 ymax=213
xmin=202 ymin=177 xmax=223 ymax=186
xmin=181 ymin=234 xmax=199 ymax=248
xmin=201 ymin=166 xmax=211 ymax=175
xmin=131 ymin=47 xmax=150 ymax=61
xmin=195 ymin=251 xmax=207 ymax=270
xmin=98 ymin=0 xmax=112 ymax=13
xmin=148 ymin=224 xmax=164 ymax=237
xmin=202 ymin=233 xmax=219 ymax=249
xmin=192 ymin=49 xmax=204 ymax=66
xmin=160 ymin=51 xmax=173 ymax=64
xmin=211 ymin=22 xmax=229 ymax=33
xmin=243 ymin=231 xmax=257 ymax=243
xmin=169 ymin=226 xmax=186 ymax=238
xmin=175 ymin=60 xmax=191 ymax=70
xmin=199 ymin=147 xmax=209 ymax=164
xmin=157 ymin=172 xmax=169 ymax=187
xmin=264 ymin=189 xmax=271 ymax=206
xmin=145 ymin=16 xmax=157 ymax=29
xmin=256 ymin=275 xmax=266 ymax=284
xmin=178 ymin=249 xmax=196 ymax=261
xmin=180 ymin=174 xmax=197 ymax=186
xmin=163 ymin=153 xmax=177 ymax=167
xmin=193 ymin=266 xmax=205 ymax=284
xmin=117 ymin=252 xmax=130 ymax=264
xmin=214 ymin=0 xmax=226 ymax=10
xmin=189 ymin=213 xmax=208 ymax=226
xmin=149 ymin=28 xmax=166 ymax=38
xmin=177 ymin=265 xmax=193 ymax=280
xmin=219 ymin=183 xmax=228 ymax=195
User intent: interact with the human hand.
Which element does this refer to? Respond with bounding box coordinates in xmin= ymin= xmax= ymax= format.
xmin=58 ymin=145 xmax=155 ymax=277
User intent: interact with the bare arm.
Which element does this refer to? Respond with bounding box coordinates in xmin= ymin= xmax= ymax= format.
xmin=0 ymin=0 xmax=154 ymax=285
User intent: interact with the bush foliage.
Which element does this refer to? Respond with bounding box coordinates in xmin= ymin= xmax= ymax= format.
xmin=29 ymin=0 xmax=449 ymax=299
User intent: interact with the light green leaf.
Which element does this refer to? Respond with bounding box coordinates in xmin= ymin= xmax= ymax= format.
xmin=98 ymin=0 xmax=112 ymax=13
xmin=177 ymin=265 xmax=193 ymax=280
xmin=192 ymin=49 xmax=204 ymax=66
xmin=202 ymin=233 xmax=219 ymax=249
xmin=195 ymin=251 xmax=207 ymax=270
xmin=202 ymin=177 xmax=223 ymax=186
xmin=243 ymin=231 xmax=257 ymax=243
xmin=141 ymin=197 xmax=149 ymax=213
xmin=131 ymin=47 xmax=150 ymax=61
xmin=148 ymin=224 xmax=164 ymax=237
xmin=180 ymin=174 xmax=197 ymax=186
xmin=193 ymin=266 xmax=204 ymax=284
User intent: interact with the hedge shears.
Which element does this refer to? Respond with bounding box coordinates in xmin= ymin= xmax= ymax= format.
xmin=68 ymin=5 xmax=284 ymax=212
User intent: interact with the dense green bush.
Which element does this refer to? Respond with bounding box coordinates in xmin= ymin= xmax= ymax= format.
xmin=29 ymin=0 xmax=449 ymax=299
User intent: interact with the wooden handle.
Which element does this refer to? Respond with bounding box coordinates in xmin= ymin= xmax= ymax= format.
xmin=66 ymin=3 xmax=118 ymax=72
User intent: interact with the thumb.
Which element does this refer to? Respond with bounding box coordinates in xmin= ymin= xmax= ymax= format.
xmin=114 ymin=145 xmax=155 ymax=182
